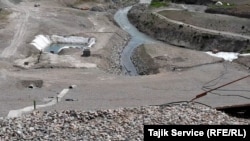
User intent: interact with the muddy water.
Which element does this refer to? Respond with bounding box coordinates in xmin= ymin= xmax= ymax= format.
xmin=114 ymin=6 xmax=155 ymax=76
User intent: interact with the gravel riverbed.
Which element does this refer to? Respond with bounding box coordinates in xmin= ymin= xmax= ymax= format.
xmin=0 ymin=103 xmax=249 ymax=140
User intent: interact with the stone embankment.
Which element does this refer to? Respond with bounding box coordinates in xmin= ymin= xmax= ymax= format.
xmin=0 ymin=103 xmax=249 ymax=140
xmin=131 ymin=44 xmax=159 ymax=75
xmin=128 ymin=4 xmax=250 ymax=53
xmin=102 ymin=30 xmax=130 ymax=74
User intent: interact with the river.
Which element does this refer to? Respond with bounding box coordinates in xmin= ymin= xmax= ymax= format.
xmin=114 ymin=1 xmax=155 ymax=76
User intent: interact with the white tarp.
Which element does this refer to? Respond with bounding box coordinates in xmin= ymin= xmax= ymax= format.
xmin=51 ymin=35 xmax=89 ymax=44
xmin=30 ymin=35 xmax=52 ymax=51
xmin=30 ymin=35 xmax=96 ymax=52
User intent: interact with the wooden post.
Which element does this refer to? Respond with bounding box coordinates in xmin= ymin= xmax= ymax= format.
xmin=33 ymin=100 xmax=36 ymax=110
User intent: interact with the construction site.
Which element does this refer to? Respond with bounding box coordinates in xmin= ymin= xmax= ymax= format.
xmin=0 ymin=0 xmax=249 ymax=140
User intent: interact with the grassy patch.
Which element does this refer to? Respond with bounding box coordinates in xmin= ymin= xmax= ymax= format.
xmin=150 ymin=0 xmax=170 ymax=8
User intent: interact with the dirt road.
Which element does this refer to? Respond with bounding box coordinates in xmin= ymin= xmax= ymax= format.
xmin=1 ymin=0 xmax=30 ymax=58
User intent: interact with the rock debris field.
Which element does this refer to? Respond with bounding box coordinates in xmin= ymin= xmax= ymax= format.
xmin=0 ymin=103 xmax=249 ymax=140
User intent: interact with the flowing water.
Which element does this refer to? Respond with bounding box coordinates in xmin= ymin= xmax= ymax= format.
xmin=114 ymin=6 xmax=155 ymax=76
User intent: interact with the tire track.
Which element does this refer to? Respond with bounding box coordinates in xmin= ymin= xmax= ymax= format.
xmin=1 ymin=0 xmax=30 ymax=58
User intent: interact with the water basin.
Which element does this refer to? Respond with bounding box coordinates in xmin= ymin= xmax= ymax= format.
xmin=43 ymin=44 xmax=84 ymax=54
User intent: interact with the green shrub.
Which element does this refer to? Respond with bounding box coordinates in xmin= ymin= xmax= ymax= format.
xmin=150 ymin=0 xmax=170 ymax=8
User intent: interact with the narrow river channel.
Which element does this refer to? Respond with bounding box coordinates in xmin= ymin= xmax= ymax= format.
xmin=114 ymin=1 xmax=155 ymax=76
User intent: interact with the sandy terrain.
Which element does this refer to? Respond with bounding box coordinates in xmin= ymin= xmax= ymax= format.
xmin=0 ymin=0 xmax=249 ymax=118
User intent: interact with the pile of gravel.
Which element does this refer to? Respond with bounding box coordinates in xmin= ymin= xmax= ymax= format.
xmin=0 ymin=103 xmax=249 ymax=140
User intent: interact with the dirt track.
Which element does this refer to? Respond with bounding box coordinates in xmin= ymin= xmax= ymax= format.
xmin=1 ymin=0 xmax=29 ymax=58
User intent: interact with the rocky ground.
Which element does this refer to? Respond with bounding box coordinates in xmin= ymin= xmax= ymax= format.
xmin=0 ymin=103 xmax=249 ymax=140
